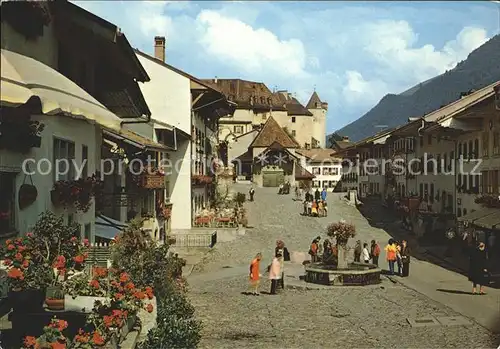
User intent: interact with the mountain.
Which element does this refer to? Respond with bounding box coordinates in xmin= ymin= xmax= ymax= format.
xmin=332 ymin=34 xmax=500 ymax=143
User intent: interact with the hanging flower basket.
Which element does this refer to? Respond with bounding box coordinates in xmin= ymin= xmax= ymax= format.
xmin=51 ymin=174 xmax=103 ymax=212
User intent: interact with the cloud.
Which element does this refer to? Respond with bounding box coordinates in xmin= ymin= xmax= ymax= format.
xmin=363 ymin=21 xmax=489 ymax=82
xmin=69 ymin=1 xmax=497 ymax=132
xmin=196 ymin=10 xmax=310 ymax=78
xmin=342 ymin=71 xmax=389 ymax=106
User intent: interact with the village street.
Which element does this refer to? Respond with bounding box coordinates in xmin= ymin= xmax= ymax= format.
xmin=187 ymin=184 xmax=500 ymax=349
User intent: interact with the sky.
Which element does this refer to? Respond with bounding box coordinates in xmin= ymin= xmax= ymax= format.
xmin=73 ymin=1 xmax=499 ymax=133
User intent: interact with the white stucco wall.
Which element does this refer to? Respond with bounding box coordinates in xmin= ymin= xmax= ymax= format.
xmin=134 ymin=54 xmax=193 ymax=230
xmin=308 ymin=107 xmax=327 ymax=148
xmin=0 ymin=115 xmax=100 ymax=240
xmin=304 ymin=159 xmax=342 ymax=191
xmin=136 ymin=54 xmax=192 ymax=135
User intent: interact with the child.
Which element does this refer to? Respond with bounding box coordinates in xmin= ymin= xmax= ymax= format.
xmin=311 ymin=201 xmax=318 ymax=217
xmin=318 ymin=201 xmax=324 ymax=217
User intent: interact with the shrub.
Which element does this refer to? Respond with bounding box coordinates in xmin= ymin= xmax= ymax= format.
xmin=138 ymin=282 xmax=201 ymax=349
xmin=326 ymin=221 xmax=356 ymax=247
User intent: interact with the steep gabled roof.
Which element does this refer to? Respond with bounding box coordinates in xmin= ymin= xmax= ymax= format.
xmin=249 ymin=116 xmax=299 ymax=148
xmin=295 ymin=163 xmax=315 ymax=180
xmin=306 ymin=91 xmax=322 ymax=109
xmin=274 ymin=91 xmax=313 ymax=116
xmin=200 ymin=78 xmax=286 ymax=111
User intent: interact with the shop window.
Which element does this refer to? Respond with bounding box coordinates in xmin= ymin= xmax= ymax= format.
xmin=53 ymin=138 xmax=75 ymax=181
xmin=0 ymin=172 xmax=16 ymax=236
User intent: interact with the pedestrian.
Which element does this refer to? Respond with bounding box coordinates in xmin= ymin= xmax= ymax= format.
xmin=362 ymin=243 xmax=370 ymax=263
xmin=306 ymin=200 xmax=312 ymax=216
xmin=469 ymin=241 xmax=489 ymax=295
xmin=302 ymin=199 xmax=308 ymax=216
xmin=354 ymin=240 xmax=362 ymax=262
xmin=309 ymin=236 xmax=321 ymax=263
xmin=311 ymin=201 xmax=318 ymax=217
xmin=249 ymin=187 xmax=255 ymax=201
xmin=249 ymin=253 xmax=262 ymax=295
xmin=323 ymin=201 xmax=328 ymax=217
xmin=401 ymin=240 xmax=411 ymax=277
xmin=318 ymin=200 xmax=324 ymax=217
xmin=275 ymin=240 xmax=285 ymax=289
xmin=396 ymin=241 xmax=403 ymax=276
xmin=370 ymin=240 xmax=381 ymax=267
xmin=269 ymin=254 xmax=281 ymax=295
xmin=315 ymin=188 xmax=321 ymax=201
xmin=321 ymin=188 xmax=327 ymax=201
xmin=385 ymin=239 xmax=397 ymax=275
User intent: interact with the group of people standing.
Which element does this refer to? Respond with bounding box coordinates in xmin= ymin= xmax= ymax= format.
xmin=302 ymin=188 xmax=328 ymax=217
xmin=353 ymin=240 xmax=382 ymax=266
xmin=384 ymin=239 xmax=411 ymax=277
xmin=249 ymin=240 xmax=290 ymax=295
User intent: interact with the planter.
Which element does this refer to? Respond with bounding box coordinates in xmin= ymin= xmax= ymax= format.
xmin=8 ymin=288 xmax=46 ymax=312
xmin=119 ymin=314 xmax=137 ymax=340
xmin=50 ymin=189 xmax=63 ymax=206
xmin=45 ymin=298 xmax=64 ymax=311
xmin=18 ymin=183 xmax=38 ymax=210
xmin=64 ymin=295 xmax=107 ymax=313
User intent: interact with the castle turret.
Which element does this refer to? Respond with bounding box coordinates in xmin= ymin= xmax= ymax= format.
xmin=306 ymin=91 xmax=328 ymax=148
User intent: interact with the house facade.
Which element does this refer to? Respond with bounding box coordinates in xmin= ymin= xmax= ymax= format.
xmin=0 ymin=1 xmax=152 ymax=241
xmin=296 ymin=149 xmax=342 ymax=191
xmin=342 ymin=81 xmax=499 ymax=241
xmin=134 ymin=37 xmax=233 ymax=229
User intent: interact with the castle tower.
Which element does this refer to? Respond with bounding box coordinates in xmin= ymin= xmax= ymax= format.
xmin=306 ymin=91 xmax=328 ymax=148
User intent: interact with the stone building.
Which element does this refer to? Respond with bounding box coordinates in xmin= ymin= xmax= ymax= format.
xmin=202 ymin=79 xmax=327 ymax=149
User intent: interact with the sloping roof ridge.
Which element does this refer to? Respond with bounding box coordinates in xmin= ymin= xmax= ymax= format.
xmin=431 ymin=80 xmax=499 ymax=122
xmin=249 ymin=116 xmax=299 ymax=148
xmin=134 ymin=49 xmax=220 ymax=92
xmin=306 ymin=91 xmax=322 ymax=109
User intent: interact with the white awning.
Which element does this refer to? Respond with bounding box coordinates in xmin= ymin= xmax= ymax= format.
xmin=95 ymin=215 xmax=128 ymax=240
xmin=1 ymin=49 xmax=122 ymax=131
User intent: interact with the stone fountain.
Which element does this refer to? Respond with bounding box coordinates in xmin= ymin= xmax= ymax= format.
xmin=304 ymin=221 xmax=381 ymax=286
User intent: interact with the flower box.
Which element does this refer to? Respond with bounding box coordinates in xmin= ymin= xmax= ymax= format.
xmin=139 ymin=173 xmax=165 ymax=189
xmin=192 ymin=175 xmax=213 ymax=186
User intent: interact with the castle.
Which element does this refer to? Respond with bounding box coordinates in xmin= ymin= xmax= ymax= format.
xmin=201 ymin=79 xmax=328 ymax=149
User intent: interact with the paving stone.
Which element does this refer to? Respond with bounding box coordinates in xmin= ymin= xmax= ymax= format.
xmin=436 ymin=316 xmax=473 ymax=326
xmin=187 ymin=186 xmax=499 ymax=348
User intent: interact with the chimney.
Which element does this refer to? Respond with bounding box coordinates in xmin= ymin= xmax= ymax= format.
xmin=154 ymin=36 xmax=166 ymax=62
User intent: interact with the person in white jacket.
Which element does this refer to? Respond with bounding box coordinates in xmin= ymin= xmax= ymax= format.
xmin=269 ymin=255 xmax=281 ymax=295
xmin=362 ymin=243 xmax=370 ymax=263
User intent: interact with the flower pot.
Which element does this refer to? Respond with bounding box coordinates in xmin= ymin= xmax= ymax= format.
xmin=18 ymin=183 xmax=38 ymax=210
xmin=45 ymin=298 xmax=64 ymax=311
xmin=64 ymin=295 xmax=107 ymax=313
xmin=50 ymin=189 xmax=62 ymax=206
xmin=8 ymin=288 xmax=46 ymax=312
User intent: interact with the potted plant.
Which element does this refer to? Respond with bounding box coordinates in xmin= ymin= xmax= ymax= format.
xmin=2 ymin=212 xmax=89 ymax=312
xmin=326 ymin=220 xmax=356 ymax=269
xmin=51 ymin=174 xmax=103 ymax=212
xmin=45 ymin=287 xmax=65 ymax=311
xmin=63 ymin=268 xmax=109 ymax=313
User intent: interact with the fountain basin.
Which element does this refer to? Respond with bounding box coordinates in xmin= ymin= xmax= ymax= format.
xmin=304 ymin=262 xmax=381 ymax=286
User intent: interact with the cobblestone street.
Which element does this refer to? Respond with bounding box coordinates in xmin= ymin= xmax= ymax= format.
xmin=187 ymin=184 xmax=499 ymax=348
